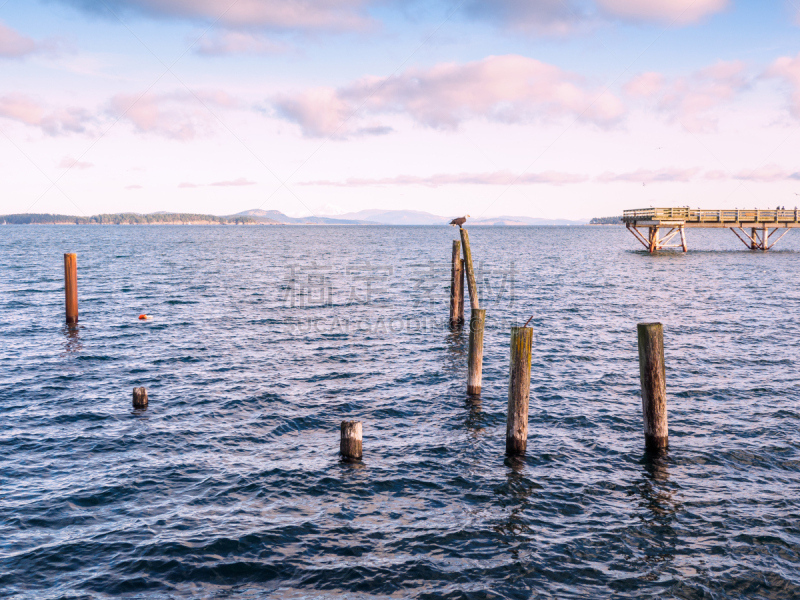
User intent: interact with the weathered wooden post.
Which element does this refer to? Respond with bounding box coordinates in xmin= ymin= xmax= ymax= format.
xmin=459 ymin=228 xmax=479 ymax=309
xmin=64 ymin=253 xmax=78 ymax=324
xmin=750 ymin=227 xmax=757 ymax=250
xmin=467 ymin=309 xmax=486 ymax=395
xmin=449 ymin=240 xmax=464 ymax=327
xmin=637 ymin=323 xmax=668 ymax=450
xmin=340 ymin=420 xmax=362 ymax=460
xmin=132 ymin=387 xmax=148 ymax=409
xmin=506 ymin=326 xmax=533 ymax=456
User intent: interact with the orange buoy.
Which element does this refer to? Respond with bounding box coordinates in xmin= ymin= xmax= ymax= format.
xmin=138 ymin=314 xmax=148 ymax=320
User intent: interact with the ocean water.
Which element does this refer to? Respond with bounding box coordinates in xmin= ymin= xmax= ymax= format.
xmin=1 ymin=225 xmax=799 ymax=599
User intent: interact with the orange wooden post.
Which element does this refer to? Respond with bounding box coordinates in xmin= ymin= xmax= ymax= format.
xmin=64 ymin=253 xmax=78 ymax=324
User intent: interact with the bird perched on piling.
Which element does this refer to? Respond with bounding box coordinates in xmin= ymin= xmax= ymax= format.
xmin=449 ymin=215 xmax=470 ymax=228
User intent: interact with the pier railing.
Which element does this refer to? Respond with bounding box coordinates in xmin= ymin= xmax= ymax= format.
xmin=622 ymin=208 xmax=800 ymax=223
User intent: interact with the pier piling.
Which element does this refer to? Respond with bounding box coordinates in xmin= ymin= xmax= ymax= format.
xmin=637 ymin=323 xmax=668 ymax=450
xmin=459 ymin=228 xmax=479 ymax=309
xmin=449 ymin=240 xmax=465 ymax=327
xmin=133 ymin=387 xmax=148 ymax=409
xmin=340 ymin=420 xmax=362 ymax=460
xmin=467 ymin=309 xmax=486 ymax=396
xmin=64 ymin=253 xmax=78 ymax=324
xmin=506 ymin=326 xmax=533 ymax=456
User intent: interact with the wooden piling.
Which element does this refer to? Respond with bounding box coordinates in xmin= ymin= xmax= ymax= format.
xmin=340 ymin=420 xmax=362 ymax=460
xmin=506 ymin=326 xmax=533 ymax=456
xmin=467 ymin=308 xmax=486 ymax=395
xmin=637 ymin=323 xmax=668 ymax=450
xmin=449 ymin=240 xmax=465 ymax=327
xmin=132 ymin=387 xmax=148 ymax=409
xmin=64 ymin=253 xmax=78 ymax=324
xmin=459 ymin=228 xmax=479 ymax=309
xmin=750 ymin=228 xmax=757 ymax=250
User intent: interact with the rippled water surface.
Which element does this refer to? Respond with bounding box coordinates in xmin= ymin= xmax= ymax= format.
xmin=1 ymin=225 xmax=799 ymax=599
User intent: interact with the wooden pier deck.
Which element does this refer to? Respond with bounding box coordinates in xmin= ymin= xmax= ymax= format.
xmin=622 ymin=208 xmax=800 ymax=252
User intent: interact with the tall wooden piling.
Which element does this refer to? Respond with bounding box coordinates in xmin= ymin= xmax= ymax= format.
xmin=340 ymin=420 xmax=362 ymax=460
xmin=132 ymin=387 xmax=148 ymax=409
xmin=459 ymin=228 xmax=479 ymax=309
xmin=64 ymin=253 xmax=78 ymax=324
xmin=467 ymin=309 xmax=486 ymax=395
xmin=506 ymin=326 xmax=533 ymax=456
xmin=449 ymin=240 xmax=465 ymax=327
xmin=637 ymin=323 xmax=668 ymax=450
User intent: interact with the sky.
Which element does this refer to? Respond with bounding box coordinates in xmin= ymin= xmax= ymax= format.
xmin=1 ymin=0 xmax=799 ymax=220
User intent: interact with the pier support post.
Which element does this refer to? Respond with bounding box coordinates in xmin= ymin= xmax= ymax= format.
xmin=459 ymin=228 xmax=479 ymax=309
xmin=506 ymin=326 xmax=533 ymax=456
xmin=637 ymin=323 xmax=668 ymax=450
xmin=64 ymin=253 xmax=78 ymax=324
xmin=340 ymin=420 xmax=362 ymax=460
xmin=762 ymin=224 xmax=768 ymax=251
xmin=449 ymin=240 xmax=464 ymax=327
xmin=679 ymin=226 xmax=687 ymax=252
xmin=467 ymin=309 xmax=486 ymax=396
xmin=133 ymin=387 xmax=148 ymax=409
xmin=750 ymin=228 xmax=757 ymax=250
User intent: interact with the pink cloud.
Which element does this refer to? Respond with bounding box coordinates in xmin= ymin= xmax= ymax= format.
xmin=0 ymin=94 xmax=93 ymax=135
xmin=108 ymin=90 xmax=235 ymax=140
xmin=623 ymin=72 xmax=664 ymax=98
xmin=301 ymin=170 xmax=589 ymax=187
xmin=596 ymin=0 xmax=728 ymax=24
xmin=125 ymin=184 xmax=143 ymax=190
xmin=275 ymin=54 xmax=626 ymax=137
xmin=178 ymin=182 xmax=200 ymax=188
xmin=210 ymin=177 xmax=256 ymax=186
xmin=0 ymin=21 xmax=37 ymax=57
xmin=60 ymin=0 xmax=372 ymax=32
xmin=195 ymin=31 xmax=288 ymax=55
xmin=766 ymin=52 xmax=800 ymax=118
xmin=596 ymin=167 xmax=701 ymax=183
xmin=59 ymin=157 xmax=94 ymax=169
xmin=626 ymin=61 xmax=749 ymax=132
xmin=728 ymin=165 xmax=800 ymax=183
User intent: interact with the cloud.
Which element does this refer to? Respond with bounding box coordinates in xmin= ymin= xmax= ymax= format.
xmin=108 ymin=90 xmax=235 ymax=139
xmin=54 ymin=0 xmax=372 ymax=32
xmin=178 ymin=182 xmax=199 ymax=188
xmin=595 ymin=0 xmax=727 ymax=24
xmin=125 ymin=184 xmax=143 ymax=189
xmin=728 ymin=165 xmax=800 ymax=182
xmin=766 ymin=52 xmax=800 ymax=118
xmin=210 ymin=177 xmax=256 ymax=186
xmin=625 ymin=61 xmax=749 ymax=132
xmin=195 ymin=30 xmax=289 ymax=55
xmin=0 ymin=21 xmax=38 ymax=58
xmin=597 ymin=167 xmax=701 ymax=183
xmin=301 ymin=170 xmax=589 ymax=187
xmin=59 ymin=157 xmax=94 ymax=169
xmin=460 ymin=0 xmax=591 ymax=34
xmin=274 ymin=54 xmax=625 ymax=137
xmin=0 ymin=94 xmax=94 ymax=135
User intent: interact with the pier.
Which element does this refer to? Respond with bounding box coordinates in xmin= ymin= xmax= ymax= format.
xmin=623 ymin=208 xmax=800 ymax=252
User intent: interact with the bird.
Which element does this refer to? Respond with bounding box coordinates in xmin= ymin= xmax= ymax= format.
xmin=449 ymin=215 xmax=470 ymax=228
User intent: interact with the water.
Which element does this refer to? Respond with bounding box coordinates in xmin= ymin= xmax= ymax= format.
xmin=1 ymin=225 xmax=799 ymax=599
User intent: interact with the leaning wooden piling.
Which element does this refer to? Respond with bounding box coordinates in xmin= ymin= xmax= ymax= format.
xmin=467 ymin=309 xmax=486 ymax=395
xmin=340 ymin=420 xmax=362 ymax=460
xmin=132 ymin=387 xmax=148 ymax=409
xmin=64 ymin=253 xmax=78 ymax=324
xmin=506 ymin=326 xmax=533 ymax=456
xmin=637 ymin=323 xmax=668 ymax=450
xmin=449 ymin=240 xmax=465 ymax=327
xmin=459 ymin=228 xmax=479 ymax=309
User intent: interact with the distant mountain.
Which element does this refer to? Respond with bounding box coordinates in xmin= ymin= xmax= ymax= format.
xmin=232 ymin=209 xmax=375 ymax=225
xmin=321 ymin=210 xmax=588 ymax=226
xmin=330 ymin=209 xmax=448 ymax=225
